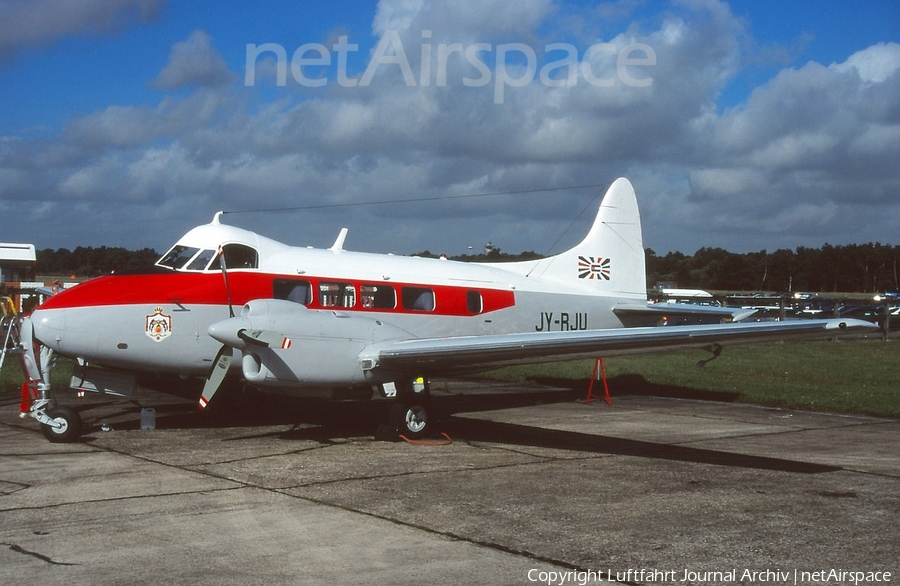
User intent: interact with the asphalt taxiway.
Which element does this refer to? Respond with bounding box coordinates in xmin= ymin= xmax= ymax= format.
xmin=1 ymin=380 xmax=898 ymax=585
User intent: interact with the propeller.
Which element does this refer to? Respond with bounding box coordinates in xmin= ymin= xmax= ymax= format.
xmin=198 ymin=246 xmax=293 ymax=409
xmin=199 ymin=321 xmax=293 ymax=408
xmin=238 ymin=329 xmax=293 ymax=349
xmin=218 ymin=245 xmax=235 ymax=318
xmin=199 ymin=345 xmax=232 ymax=409
xmin=198 ymin=246 xmax=236 ymax=410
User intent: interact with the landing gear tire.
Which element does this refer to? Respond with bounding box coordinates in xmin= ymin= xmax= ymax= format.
xmin=40 ymin=406 xmax=82 ymax=443
xmin=390 ymin=401 xmax=431 ymax=439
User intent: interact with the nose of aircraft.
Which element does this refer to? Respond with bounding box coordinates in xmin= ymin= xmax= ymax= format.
xmin=30 ymin=307 xmax=65 ymax=348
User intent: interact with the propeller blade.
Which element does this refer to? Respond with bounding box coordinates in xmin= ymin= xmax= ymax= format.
xmin=199 ymin=345 xmax=232 ymax=409
xmin=237 ymin=329 xmax=292 ymax=349
xmin=217 ymin=246 xmax=235 ymax=318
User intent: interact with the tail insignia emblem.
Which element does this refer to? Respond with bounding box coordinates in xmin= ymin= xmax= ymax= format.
xmin=578 ymin=256 xmax=610 ymax=280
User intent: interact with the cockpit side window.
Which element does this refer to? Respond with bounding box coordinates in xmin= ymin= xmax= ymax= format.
xmin=221 ymin=244 xmax=258 ymax=269
xmin=157 ymin=245 xmax=200 ymax=270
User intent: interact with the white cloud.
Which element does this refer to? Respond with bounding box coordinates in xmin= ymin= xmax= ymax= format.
xmin=1 ymin=1 xmax=899 ymax=255
xmin=58 ymin=155 xmax=125 ymax=199
xmin=834 ymin=42 xmax=900 ymax=83
xmin=373 ymin=0 xmax=554 ymax=38
xmin=373 ymin=0 xmax=425 ymax=34
xmin=150 ymin=30 xmax=233 ymax=90
xmin=0 ymin=0 xmax=162 ymax=59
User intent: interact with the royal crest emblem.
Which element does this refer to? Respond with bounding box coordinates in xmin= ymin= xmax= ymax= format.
xmin=145 ymin=307 xmax=172 ymax=342
xmin=577 ymin=256 xmax=610 ymax=280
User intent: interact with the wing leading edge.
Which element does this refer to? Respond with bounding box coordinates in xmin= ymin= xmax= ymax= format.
xmin=361 ymin=318 xmax=877 ymax=376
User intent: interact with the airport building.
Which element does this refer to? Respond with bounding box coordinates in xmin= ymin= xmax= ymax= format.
xmin=1 ymin=242 xmax=41 ymax=314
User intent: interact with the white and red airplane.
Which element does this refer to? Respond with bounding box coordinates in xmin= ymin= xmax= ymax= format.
xmin=17 ymin=178 xmax=875 ymax=442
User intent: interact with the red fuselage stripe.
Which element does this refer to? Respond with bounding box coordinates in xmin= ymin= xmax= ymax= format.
xmin=39 ymin=271 xmax=517 ymax=317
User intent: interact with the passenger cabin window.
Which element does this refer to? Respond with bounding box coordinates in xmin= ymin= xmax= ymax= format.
xmin=467 ymin=291 xmax=483 ymax=314
xmin=319 ymin=282 xmax=356 ymax=308
xmin=401 ymin=287 xmax=435 ymax=312
xmin=273 ymin=279 xmax=311 ymax=305
xmin=361 ymin=285 xmax=396 ymax=309
xmin=221 ymin=244 xmax=258 ymax=269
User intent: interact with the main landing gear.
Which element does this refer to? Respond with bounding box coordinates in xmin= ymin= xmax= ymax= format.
xmin=390 ymin=401 xmax=431 ymax=438
xmin=379 ymin=377 xmax=438 ymax=441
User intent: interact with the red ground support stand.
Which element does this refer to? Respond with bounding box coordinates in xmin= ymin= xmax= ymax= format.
xmin=20 ymin=380 xmax=37 ymax=416
xmin=585 ymin=357 xmax=612 ymax=405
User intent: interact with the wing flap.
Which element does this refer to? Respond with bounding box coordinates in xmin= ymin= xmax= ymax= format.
xmin=362 ymin=318 xmax=876 ymax=375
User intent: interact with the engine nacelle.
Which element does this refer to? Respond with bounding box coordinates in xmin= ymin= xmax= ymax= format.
xmin=211 ymin=299 xmax=413 ymax=388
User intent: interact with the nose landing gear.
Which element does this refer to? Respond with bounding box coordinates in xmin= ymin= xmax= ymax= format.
xmin=39 ymin=404 xmax=82 ymax=443
xmin=15 ymin=316 xmax=84 ymax=443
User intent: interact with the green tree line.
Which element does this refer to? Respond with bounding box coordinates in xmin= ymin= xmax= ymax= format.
xmin=36 ymin=242 xmax=900 ymax=294
xmin=37 ymin=246 xmax=160 ymax=277
xmin=647 ymin=244 xmax=900 ymax=294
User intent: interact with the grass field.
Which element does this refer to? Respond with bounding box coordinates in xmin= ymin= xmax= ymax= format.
xmin=3 ymin=338 xmax=898 ymax=419
xmin=1 ymin=355 xmax=75 ymax=394
xmin=487 ymin=338 xmax=900 ymax=418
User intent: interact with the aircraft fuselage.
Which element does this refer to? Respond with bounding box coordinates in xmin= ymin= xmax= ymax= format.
xmin=31 ymin=249 xmax=631 ymax=380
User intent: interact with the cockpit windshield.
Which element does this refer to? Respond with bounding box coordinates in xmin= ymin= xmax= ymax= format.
xmin=157 ymin=245 xmax=201 ymax=270
xmin=186 ymin=249 xmax=217 ymax=270
xmin=156 ymin=246 xmax=218 ymax=271
xmin=156 ymin=243 xmax=258 ymax=271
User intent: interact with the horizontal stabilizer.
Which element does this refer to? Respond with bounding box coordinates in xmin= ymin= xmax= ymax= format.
xmin=614 ymin=303 xmax=758 ymax=327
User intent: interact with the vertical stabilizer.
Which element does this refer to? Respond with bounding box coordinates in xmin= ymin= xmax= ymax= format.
xmin=498 ymin=178 xmax=646 ymax=299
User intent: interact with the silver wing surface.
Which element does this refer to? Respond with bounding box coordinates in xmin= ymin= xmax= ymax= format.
xmin=361 ymin=318 xmax=876 ymax=376
xmin=205 ymin=300 xmax=876 ymax=387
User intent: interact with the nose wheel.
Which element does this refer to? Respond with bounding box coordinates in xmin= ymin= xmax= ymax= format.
xmin=39 ymin=405 xmax=82 ymax=443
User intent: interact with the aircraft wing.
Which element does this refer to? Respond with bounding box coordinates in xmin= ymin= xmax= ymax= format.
xmin=362 ymin=318 xmax=876 ymax=376
xmin=205 ymin=300 xmax=876 ymax=390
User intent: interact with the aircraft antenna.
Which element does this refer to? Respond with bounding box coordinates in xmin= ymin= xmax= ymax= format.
xmin=217 ymin=183 xmax=609 ymax=216
xmin=540 ymin=188 xmax=604 ymax=257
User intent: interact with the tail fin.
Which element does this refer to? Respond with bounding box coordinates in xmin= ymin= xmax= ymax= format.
xmin=497 ymin=178 xmax=646 ymax=299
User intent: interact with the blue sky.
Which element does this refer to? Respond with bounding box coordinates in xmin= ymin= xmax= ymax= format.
xmin=1 ymin=0 xmax=898 ymax=257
